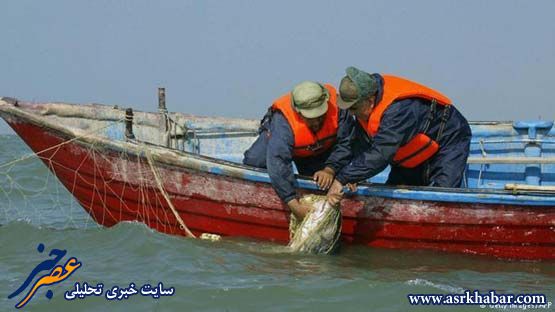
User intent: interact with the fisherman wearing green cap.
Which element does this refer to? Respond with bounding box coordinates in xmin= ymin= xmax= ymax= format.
xmin=327 ymin=67 xmax=471 ymax=205
xmin=243 ymin=81 xmax=354 ymax=219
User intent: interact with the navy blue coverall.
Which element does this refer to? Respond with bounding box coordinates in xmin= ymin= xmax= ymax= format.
xmin=336 ymin=74 xmax=472 ymax=188
xmin=243 ymin=109 xmax=354 ymax=203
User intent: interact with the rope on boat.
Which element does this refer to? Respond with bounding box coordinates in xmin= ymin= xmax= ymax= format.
xmin=0 ymin=119 xmax=125 ymax=170
xmin=144 ymin=146 xmax=196 ymax=238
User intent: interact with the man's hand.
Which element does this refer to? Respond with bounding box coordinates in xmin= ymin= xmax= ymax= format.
xmin=313 ymin=166 xmax=335 ymax=190
xmin=346 ymin=183 xmax=358 ymax=192
xmin=326 ymin=179 xmax=344 ymax=206
xmin=287 ymin=198 xmax=313 ymax=220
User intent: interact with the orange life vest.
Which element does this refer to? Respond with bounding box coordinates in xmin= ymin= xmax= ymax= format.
xmin=271 ymin=84 xmax=339 ymax=158
xmin=359 ymin=75 xmax=452 ymax=168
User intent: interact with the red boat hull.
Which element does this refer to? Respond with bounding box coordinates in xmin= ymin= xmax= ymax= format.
xmin=5 ymin=117 xmax=555 ymax=260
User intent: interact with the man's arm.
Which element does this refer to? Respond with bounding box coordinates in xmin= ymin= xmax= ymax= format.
xmin=324 ymin=109 xmax=355 ymax=173
xmin=266 ymin=113 xmax=314 ymax=219
xmin=266 ymin=113 xmax=298 ymax=203
xmin=335 ymin=100 xmax=419 ymax=184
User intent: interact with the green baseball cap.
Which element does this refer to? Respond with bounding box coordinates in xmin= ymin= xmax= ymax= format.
xmin=337 ymin=66 xmax=378 ymax=109
xmin=291 ymin=81 xmax=329 ymax=118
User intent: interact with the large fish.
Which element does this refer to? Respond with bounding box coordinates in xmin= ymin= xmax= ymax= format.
xmin=288 ymin=195 xmax=342 ymax=254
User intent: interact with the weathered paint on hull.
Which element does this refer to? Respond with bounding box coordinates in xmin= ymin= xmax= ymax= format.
xmin=5 ymin=118 xmax=555 ymax=260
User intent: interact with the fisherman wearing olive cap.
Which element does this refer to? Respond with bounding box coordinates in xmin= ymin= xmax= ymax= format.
xmin=243 ymin=81 xmax=354 ymax=219
xmin=327 ymin=67 xmax=471 ymax=205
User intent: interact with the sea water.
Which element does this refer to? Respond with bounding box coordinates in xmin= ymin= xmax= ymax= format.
xmin=0 ymin=134 xmax=553 ymax=312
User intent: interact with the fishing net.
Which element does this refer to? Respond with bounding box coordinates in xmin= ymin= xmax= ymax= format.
xmin=1 ymin=124 xmax=332 ymax=246
xmin=0 ymin=134 xmax=101 ymax=230
xmin=0 ymin=132 xmax=189 ymax=236
xmin=288 ymin=194 xmax=342 ymax=254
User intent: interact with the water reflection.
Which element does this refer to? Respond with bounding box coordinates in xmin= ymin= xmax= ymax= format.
xmin=211 ymin=237 xmax=555 ymax=294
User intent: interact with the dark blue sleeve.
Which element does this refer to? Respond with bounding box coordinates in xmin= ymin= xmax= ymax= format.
xmin=324 ymin=109 xmax=355 ymax=173
xmin=266 ymin=112 xmax=298 ymax=203
xmin=336 ymin=100 xmax=418 ymax=184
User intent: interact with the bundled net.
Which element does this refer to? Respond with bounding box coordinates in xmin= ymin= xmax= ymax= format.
xmin=288 ymin=194 xmax=342 ymax=254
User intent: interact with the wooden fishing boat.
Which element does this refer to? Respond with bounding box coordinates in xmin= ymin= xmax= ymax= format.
xmin=0 ymin=96 xmax=553 ymax=260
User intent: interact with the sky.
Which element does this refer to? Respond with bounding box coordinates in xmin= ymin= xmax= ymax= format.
xmin=1 ymin=0 xmax=554 ymax=134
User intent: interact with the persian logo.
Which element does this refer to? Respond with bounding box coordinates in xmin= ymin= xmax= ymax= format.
xmin=7 ymin=243 xmax=81 ymax=309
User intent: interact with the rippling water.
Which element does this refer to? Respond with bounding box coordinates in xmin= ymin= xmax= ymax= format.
xmin=0 ymin=134 xmax=553 ymax=311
